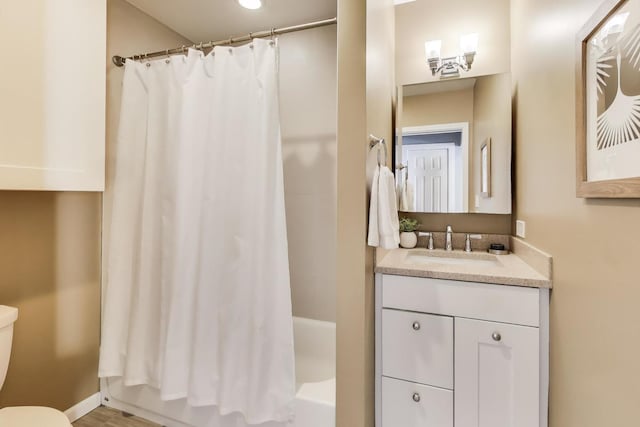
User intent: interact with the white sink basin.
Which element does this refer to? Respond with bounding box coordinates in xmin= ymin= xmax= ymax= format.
xmin=405 ymin=250 xmax=501 ymax=268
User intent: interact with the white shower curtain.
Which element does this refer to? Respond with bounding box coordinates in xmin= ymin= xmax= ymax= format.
xmin=100 ymin=40 xmax=295 ymax=426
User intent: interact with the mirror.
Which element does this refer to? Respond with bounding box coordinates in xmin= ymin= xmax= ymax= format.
xmin=395 ymin=73 xmax=512 ymax=214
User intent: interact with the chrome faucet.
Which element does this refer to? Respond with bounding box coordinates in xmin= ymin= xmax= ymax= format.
xmin=464 ymin=234 xmax=482 ymax=252
xmin=445 ymin=225 xmax=453 ymax=251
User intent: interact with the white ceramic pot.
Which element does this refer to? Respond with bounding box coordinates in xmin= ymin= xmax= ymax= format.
xmin=399 ymin=231 xmax=417 ymax=248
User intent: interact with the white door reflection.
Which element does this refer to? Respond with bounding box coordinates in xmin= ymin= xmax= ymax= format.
xmin=398 ymin=123 xmax=468 ymax=213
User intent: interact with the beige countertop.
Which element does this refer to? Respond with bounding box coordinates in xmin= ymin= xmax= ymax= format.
xmin=375 ymin=247 xmax=552 ymax=289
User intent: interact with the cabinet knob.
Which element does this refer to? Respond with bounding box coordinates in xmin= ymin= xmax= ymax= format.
xmin=492 ymin=332 xmax=502 ymax=342
xmin=412 ymin=321 xmax=421 ymax=331
xmin=412 ymin=392 xmax=421 ymax=402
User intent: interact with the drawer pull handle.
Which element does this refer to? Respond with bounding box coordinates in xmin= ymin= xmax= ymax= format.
xmin=492 ymin=332 xmax=502 ymax=342
xmin=412 ymin=321 xmax=421 ymax=331
xmin=412 ymin=392 xmax=421 ymax=402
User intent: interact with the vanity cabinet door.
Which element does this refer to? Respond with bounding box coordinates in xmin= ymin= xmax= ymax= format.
xmin=455 ymin=318 xmax=540 ymax=427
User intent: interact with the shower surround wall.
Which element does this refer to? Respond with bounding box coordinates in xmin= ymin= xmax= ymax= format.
xmin=279 ymin=26 xmax=337 ymax=323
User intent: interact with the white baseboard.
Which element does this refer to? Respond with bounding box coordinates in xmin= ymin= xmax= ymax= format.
xmin=64 ymin=392 xmax=101 ymax=422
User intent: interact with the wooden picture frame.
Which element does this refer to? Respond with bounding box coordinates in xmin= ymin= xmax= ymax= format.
xmin=576 ymin=0 xmax=640 ymax=198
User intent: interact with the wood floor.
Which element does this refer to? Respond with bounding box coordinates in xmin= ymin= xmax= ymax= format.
xmin=72 ymin=406 xmax=160 ymax=427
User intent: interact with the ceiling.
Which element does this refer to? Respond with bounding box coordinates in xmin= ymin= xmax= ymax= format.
xmin=125 ymin=0 xmax=337 ymax=43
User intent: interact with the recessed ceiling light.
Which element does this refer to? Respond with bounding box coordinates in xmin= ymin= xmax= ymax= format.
xmin=238 ymin=0 xmax=262 ymax=9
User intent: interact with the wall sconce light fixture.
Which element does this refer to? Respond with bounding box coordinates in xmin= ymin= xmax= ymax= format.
xmin=425 ymin=33 xmax=478 ymax=78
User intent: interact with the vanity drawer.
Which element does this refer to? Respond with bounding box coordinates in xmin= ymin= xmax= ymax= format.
xmin=382 ymin=308 xmax=453 ymax=389
xmin=382 ymin=274 xmax=541 ymax=327
xmin=381 ymin=376 xmax=453 ymax=427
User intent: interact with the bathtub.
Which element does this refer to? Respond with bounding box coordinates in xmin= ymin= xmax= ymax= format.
xmin=101 ymin=316 xmax=336 ymax=427
xmin=292 ymin=317 xmax=336 ymax=427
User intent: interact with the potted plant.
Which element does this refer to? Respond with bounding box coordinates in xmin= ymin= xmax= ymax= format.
xmin=399 ymin=217 xmax=419 ymax=248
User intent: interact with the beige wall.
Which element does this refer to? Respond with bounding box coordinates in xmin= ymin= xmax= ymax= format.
xmin=402 ymin=89 xmax=474 ymax=127
xmin=336 ymin=0 xmax=368 ymax=425
xmin=472 ymin=73 xmax=511 ymax=213
xmin=366 ymin=0 xmax=395 ymax=425
xmin=0 ymin=192 xmax=101 ymax=410
xmin=395 ymin=0 xmax=510 ymax=85
xmin=511 ymin=0 xmax=640 ymax=425
xmin=336 ymin=0 xmax=394 ymax=425
xmin=279 ymin=26 xmax=337 ymax=323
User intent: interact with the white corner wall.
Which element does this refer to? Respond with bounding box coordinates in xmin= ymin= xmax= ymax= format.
xmin=279 ymin=26 xmax=337 ymax=323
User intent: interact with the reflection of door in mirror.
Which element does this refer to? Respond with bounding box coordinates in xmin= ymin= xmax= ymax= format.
xmin=400 ymin=123 xmax=468 ymax=212
xmin=405 ymin=146 xmax=448 ymax=212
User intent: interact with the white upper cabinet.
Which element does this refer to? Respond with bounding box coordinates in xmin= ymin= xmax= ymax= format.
xmin=0 ymin=0 xmax=106 ymax=191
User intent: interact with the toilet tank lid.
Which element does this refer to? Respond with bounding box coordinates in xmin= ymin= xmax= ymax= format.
xmin=0 ymin=306 xmax=18 ymax=328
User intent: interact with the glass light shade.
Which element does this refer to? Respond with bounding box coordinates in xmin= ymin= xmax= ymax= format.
xmin=424 ymin=40 xmax=442 ymax=60
xmin=460 ymin=33 xmax=479 ymax=54
xmin=238 ymin=0 xmax=262 ymax=9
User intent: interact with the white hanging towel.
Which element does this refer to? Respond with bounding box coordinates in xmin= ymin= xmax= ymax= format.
xmin=368 ymin=165 xmax=400 ymax=249
xmin=399 ymin=170 xmax=415 ymax=212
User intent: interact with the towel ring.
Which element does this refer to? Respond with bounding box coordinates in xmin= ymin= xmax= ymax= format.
xmin=369 ymin=135 xmax=387 ymax=167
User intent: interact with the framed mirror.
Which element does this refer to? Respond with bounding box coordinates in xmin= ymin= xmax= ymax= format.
xmin=395 ymin=72 xmax=512 ymax=214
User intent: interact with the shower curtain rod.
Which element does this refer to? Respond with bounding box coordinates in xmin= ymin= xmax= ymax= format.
xmin=112 ymin=17 xmax=337 ymax=67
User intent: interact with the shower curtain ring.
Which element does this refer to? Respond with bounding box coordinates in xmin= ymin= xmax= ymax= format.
xmin=181 ymin=45 xmax=186 ymax=54
xmin=270 ymin=28 xmax=276 ymax=46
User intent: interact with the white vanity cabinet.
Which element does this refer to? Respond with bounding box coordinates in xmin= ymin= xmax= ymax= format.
xmin=375 ymin=274 xmax=549 ymax=427
xmin=0 ymin=0 xmax=106 ymax=191
xmin=455 ymin=318 xmax=540 ymax=427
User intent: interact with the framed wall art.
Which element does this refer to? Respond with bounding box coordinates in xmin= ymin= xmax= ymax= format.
xmin=576 ymin=0 xmax=640 ymax=197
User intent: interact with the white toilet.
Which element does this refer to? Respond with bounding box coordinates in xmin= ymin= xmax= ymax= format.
xmin=0 ymin=305 xmax=72 ymax=426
